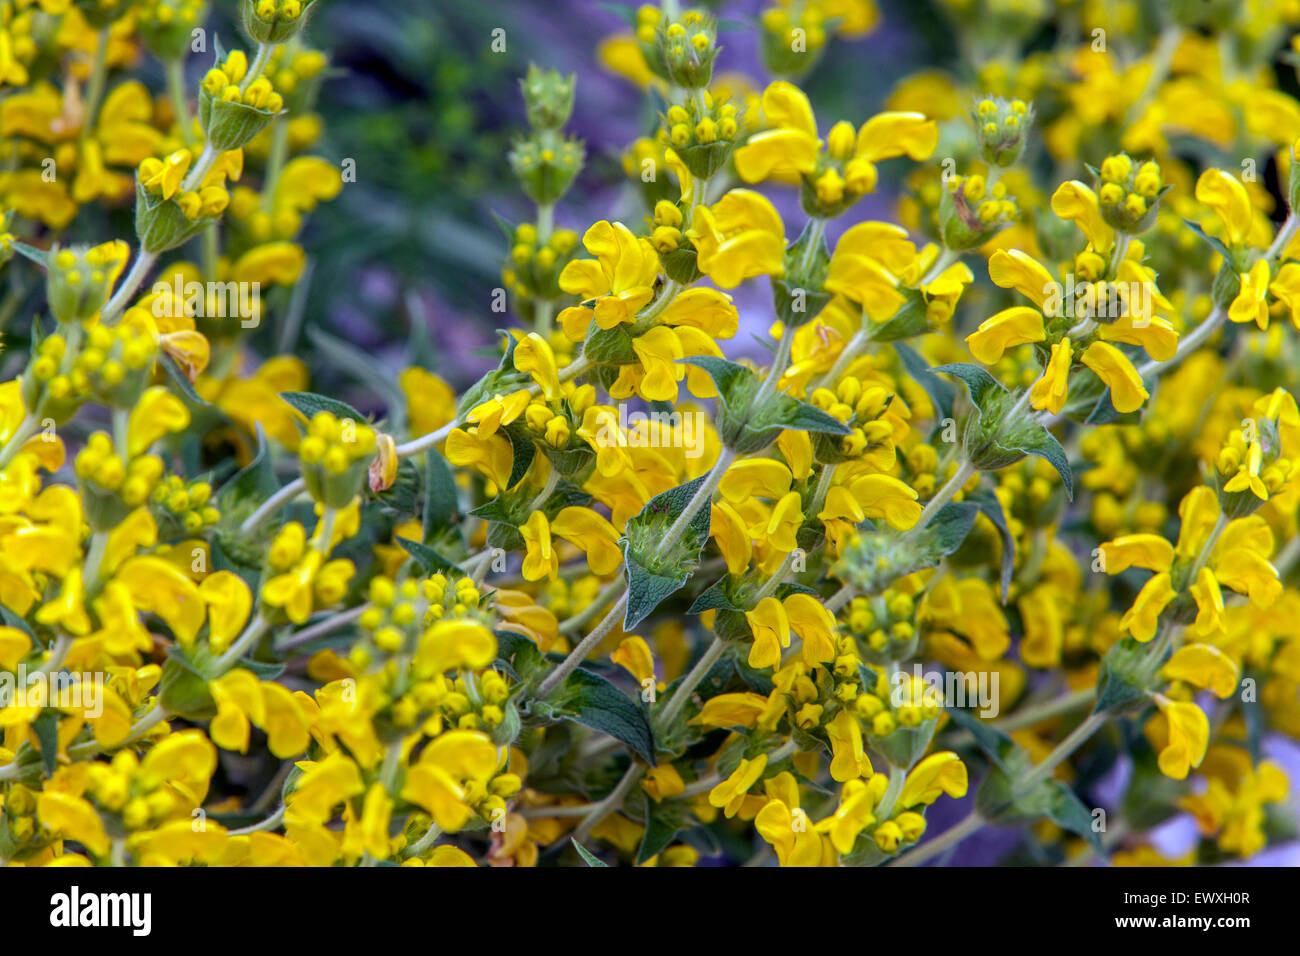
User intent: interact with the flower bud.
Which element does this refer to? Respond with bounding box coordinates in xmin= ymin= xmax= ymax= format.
xmin=973 ymin=95 xmax=1034 ymax=167
xmin=520 ymin=64 xmax=575 ymax=131
xmin=243 ymin=0 xmax=315 ymax=44
xmin=1095 ymin=153 xmax=1164 ymax=234
xmin=508 ymin=130 xmax=585 ymax=205
xmin=198 ymin=51 xmax=283 ymax=150
xmin=939 ymin=174 xmax=1017 ymax=250
xmin=659 ymin=11 xmax=719 ymax=89
xmin=46 ymin=241 xmax=128 ymax=323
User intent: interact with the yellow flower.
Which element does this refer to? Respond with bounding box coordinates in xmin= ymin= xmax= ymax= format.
xmin=784 ymin=592 xmax=837 ymax=664
xmin=1050 ymin=180 xmax=1114 ymax=252
xmin=691 ymin=692 xmax=768 ymax=728
xmin=1228 ymin=258 xmax=1271 ymax=329
xmin=127 ymin=387 xmax=190 ymax=457
xmin=1119 ymin=571 xmax=1176 ymax=642
xmin=734 ymin=81 xmax=937 ymax=207
xmin=642 ymin=764 xmax=685 ymax=801
xmin=897 ymin=751 xmax=968 ymax=808
xmin=399 ymin=368 xmax=456 ymax=438
xmin=1029 ymin=338 xmax=1072 ymax=415
xmin=1154 ymin=697 xmax=1209 ymax=780
xmin=755 ymin=772 xmax=825 ymax=866
xmin=1162 ymin=643 xmax=1239 ymax=699
xmin=684 ymin=189 xmax=786 ymax=288
xmin=413 ymin=620 xmax=497 ymax=676
xmin=826 ymin=708 xmax=873 ymax=782
xmin=708 ymin=753 xmax=767 ymax=818
xmin=520 ymin=510 xmax=559 ymax=581
xmin=37 ymin=791 xmax=109 ymax=857
xmin=513 ymin=332 xmax=562 ymax=401
xmin=1269 ymin=263 xmax=1300 ymax=329
xmin=824 ymin=221 xmax=914 ymax=320
xmin=612 ymin=635 xmax=656 ymax=685
xmin=1080 ymin=341 xmax=1148 ymax=414
xmin=401 ymin=730 xmax=500 ymax=832
xmin=1195 ymin=168 xmax=1252 ymax=248
xmin=745 ymin=595 xmax=791 ymax=669
xmin=710 ymin=500 xmax=753 ymax=575
xmin=557 ymin=221 xmax=660 ymax=330
xmin=848 ymin=473 xmax=921 ymax=531
xmin=816 ymin=773 xmax=887 ymax=854
xmin=287 ymin=752 xmax=365 ymax=825
xmin=966 ymin=306 xmax=1046 ymax=364
xmin=1100 ymin=533 xmax=1174 ymax=573
xmin=200 ymin=571 xmax=253 ymax=654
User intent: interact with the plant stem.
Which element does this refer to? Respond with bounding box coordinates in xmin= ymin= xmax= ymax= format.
xmin=906 ymin=459 xmax=974 ymax=540
xmin=1014 ymin=711 xmax=1107 ymax=796
xmin=889 ymin=811 xmax=983 ymax=867
xmin=101 ymin=251 xmax=160 ymax=323
xmin=559 ymin=578 xmax=625 ymax=635
xmin=167 ymin=58 xmax=193 ymax=143
xmin=211 ymin=613 xmax=271 ymax=674
xmin=0 ymin=416 xmax=38 ymax=470
xmin=655 ymin=635 xmax=726 ymax=730
xmin=229 ymin=805 xmax=285 ymax=835
xmin=79 ymin=28 xmax=111 ymax=142
xmin=535 ymin=592 xmax=629 ymax=699
xmin=572 ymin=761 xmax=643 ymax=844
xmin=658 ymin=447 xmax=735 ymax=557
xmin=275 ymin=605 xmax=366 ymax=653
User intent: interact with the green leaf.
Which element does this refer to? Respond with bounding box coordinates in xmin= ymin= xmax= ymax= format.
xmin=637 ymin=797 xmax=692 ymax=865
xmin=503 ymin=424 xmax=536 ymax=489
xmin=422 ymin=449 xmax=459 ymax=541
xmin=280 ymin=390 xmax=367 ymax=423
xmin=551 ymin=668 xmax=657 ymax=765
xmin=937 ymin=362 xmax=1075 ymax=500
xmin=494 ymin=631 xmax=545 ymax=683
xmin=217 ymin=424 xmax=278 ymax=511
xmin=1184 ymin=217 xmax=1232 ymax=262
xmin=924 ymin=501 xmax=980 ymax=557
xmin=621 ymin=474 xmax=711 ymax=628
xmin=158 ymin=648 xmax=216 ymax=719
xmin=765 ymin=391 xmax=854 ymax=437
xmin=32 ymin=710 xmax=59 ymax=776
xmin=932 ymin=362 xmax=1006 ymax=408
xmin=1044 ymin=780 xmax=1104 ymax=854
xmin=895 ymin=341 xmax=955 ymax=422
xmin=1001 ymin=423 xmax=1074 ymax=501
xmin=679 ymin=355 xmax=754 ymax=407
xmin=687 ymin=576 xmax=746 ymax=614
xmin=967 ymin=487 xmax=1015 ymax=603
xmin=0 ymin=605 xmax=33 ymax=636
xmin=682 ymin=355 xmax=849 ymax=454
xmin=866 ymin=287 xmax=931 ymax=343
xmin=571 ymin=838 xmax=608 ymax=867
xmin=8 ymin=240 xmax=48 ymax=267
xmin=160 ymin=354 xmax=212 ymax=408
xmin=396 ymin=536 xmax=461 ymax=576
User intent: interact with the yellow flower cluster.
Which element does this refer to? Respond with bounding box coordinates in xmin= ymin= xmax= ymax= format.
xmin=4 ymin=0 xmax=1300 ymax=873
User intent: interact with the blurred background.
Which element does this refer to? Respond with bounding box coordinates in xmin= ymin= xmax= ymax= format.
xmin=295 ymin=0 xmax=943 ymax=393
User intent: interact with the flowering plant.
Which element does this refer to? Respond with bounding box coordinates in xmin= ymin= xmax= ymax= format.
xmin=1 ymin=0 xmax=1298 ymax=869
